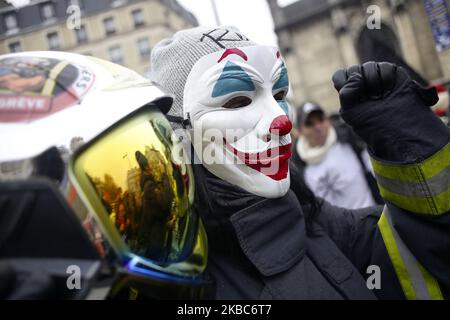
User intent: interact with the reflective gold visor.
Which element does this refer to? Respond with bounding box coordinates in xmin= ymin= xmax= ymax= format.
xmin=69 ymin=106 xmax=205 ymax=274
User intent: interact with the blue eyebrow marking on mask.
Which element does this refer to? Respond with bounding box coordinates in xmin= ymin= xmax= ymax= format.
xmin=211 ymin=61 xmax=255 ymax=98
xmin=277 ymin=101 xmax=289 ymax=114
xmin=272 ymin=62 xmax=289 ymax=91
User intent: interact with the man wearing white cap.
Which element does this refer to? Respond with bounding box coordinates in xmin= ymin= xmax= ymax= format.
xmin=293 ymin=101 xmax=382 ymax=209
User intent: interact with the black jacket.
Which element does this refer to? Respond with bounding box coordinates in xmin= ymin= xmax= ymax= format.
xmin=196 ymin=165 xmax=378 ymax=299
xmin=194 ymin=161 xmax=449 ymax=299
xmin=291 ymin=119 xmax=384 ymax=205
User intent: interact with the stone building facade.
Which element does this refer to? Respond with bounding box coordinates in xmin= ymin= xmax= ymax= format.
xmin=268 ymin=0 xmax=450 ymax=112
xmin=0 ymin=0 xmax=197 ymax=77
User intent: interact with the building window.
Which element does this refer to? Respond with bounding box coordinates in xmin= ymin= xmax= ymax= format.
xmin=9 ymin=41 xmax=22 ymax=53
xmin=67 ymin=0 xmax=83 ymax=10
xmin=4 ymin=13 xmax=18 ymax=31
xmin=47 ymin=32 xmax=60 ymax=50
xmin=103 ymin=17 xmax=116 ymax=35
xmin=131 ymin=9 xmax=145 ymax=28
xmin=41 ymin=2 xmax=55 ymax=20
xmin=109 ymin=46 xmax=123 ymax=64
xmin=137 ymin=37 xmax=151 ymax=60
xmin=110 ymin=0 xmax=127 ymax=8
xmin=75 ymin=25 xmax=88 ymax=44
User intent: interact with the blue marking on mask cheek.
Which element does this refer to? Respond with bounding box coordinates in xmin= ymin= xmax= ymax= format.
xmin=273 ymin=63 xmax=289 ymax=91
xmin=277 ymin=100 xmax=289 ymax=114
xmin=211 ymin=61 xmax=255 ymax=98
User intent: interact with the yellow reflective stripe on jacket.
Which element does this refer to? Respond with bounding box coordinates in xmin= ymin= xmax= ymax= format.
xmin=371 ymin=142 xmax=450 ymax=215
xmin=42 ymin=61 xmax=69 ymax=96
xmin=418 ymin=264 xmax=444 ymax=300
xmin=378 ymin=210 xmax=416 ymax=299
xmin=376 ymin=185 xmax=449 ymax=216
xmin=377 ymin=207 xmax=443 ymax=300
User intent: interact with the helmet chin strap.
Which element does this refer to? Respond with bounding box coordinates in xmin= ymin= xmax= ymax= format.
xmin=165 ymin=113 xmax=192 ymax=129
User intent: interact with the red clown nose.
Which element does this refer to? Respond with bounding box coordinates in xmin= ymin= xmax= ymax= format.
xmin=269 ymin=115 xmax=292 ymax=136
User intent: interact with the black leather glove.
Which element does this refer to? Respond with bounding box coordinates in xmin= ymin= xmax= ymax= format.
xmin=332 ymin=62 xmax=450 ymax=162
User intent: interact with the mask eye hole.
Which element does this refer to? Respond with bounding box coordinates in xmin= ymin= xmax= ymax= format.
xmin=273 ymin=91 xmax=287 ymax=101
xmin=222 ymin=96 xmax=252 ymax=109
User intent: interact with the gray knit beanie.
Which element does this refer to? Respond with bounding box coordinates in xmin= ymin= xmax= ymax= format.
xmin=149 ymin=26 xmax=256 ymax=128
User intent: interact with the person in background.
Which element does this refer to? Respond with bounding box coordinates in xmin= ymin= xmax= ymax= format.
xmin=291 ymin=101 xmax=383 ymax=209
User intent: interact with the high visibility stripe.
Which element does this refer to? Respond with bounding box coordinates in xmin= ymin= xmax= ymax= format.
xmin=376 ymin=184 xmax=449 ymax=215
xmin=42 ymin=61 xmax=69 ymax=96
xmin=375 ymin=168 xmax=449 ymax=197
xmin=371 ymin=142 xmax=450 ymax=216
xmin=377 ymin=207 xmax=443 ymax=300
xmin=371 ymin=142 xmax=450 ymax=181
xmin=418 ymin=264 xmax=444 ymax=300
xmin=378 ymin=210 xmax=416 ymax=299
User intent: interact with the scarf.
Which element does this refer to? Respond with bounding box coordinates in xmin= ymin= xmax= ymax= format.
xmin=296 ymin=126 xmax=337 ymax=165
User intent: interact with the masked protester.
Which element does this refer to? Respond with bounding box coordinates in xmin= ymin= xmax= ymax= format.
xmin=150 ymin=26 xmax=450 ymax=300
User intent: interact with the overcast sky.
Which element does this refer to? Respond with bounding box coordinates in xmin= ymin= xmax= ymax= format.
xmin=177 ymin=0 xmax=284 ymax=46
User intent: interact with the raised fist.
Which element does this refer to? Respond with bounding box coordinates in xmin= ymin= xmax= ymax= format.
xmin=331 ymin=62 xmax=448 ymax=162
xmin=332 ymin=61 xmax=438 ymax=109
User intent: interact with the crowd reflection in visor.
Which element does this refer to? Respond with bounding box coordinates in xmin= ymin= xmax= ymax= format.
xmin=82 ymin=117 xmax=193 ymax=264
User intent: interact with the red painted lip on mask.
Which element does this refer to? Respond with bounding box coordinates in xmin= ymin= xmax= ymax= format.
xmin=224 ymin=138 xmax=292 ymax=181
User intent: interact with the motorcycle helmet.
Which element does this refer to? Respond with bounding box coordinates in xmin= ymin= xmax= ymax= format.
xmin=0 ymin=51 xmax=210 ymax=299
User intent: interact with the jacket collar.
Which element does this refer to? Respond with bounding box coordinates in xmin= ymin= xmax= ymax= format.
xmin=230 ymin=190 xmax=306 ymax=277
xmin=194 ymin=165 xmax=307 ymax=277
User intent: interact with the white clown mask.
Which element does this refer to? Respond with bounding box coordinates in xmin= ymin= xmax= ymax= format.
xmin=183 ymin=45 xmax=292 ymax=198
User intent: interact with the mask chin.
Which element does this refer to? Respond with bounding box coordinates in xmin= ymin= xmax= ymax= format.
xmin=193 ymin=138 xmax=291 ymax=198
xmin=204 ymin=161 xmax=291 ymax=198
